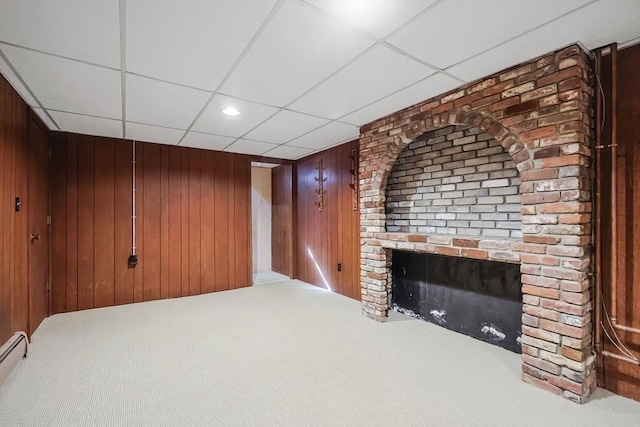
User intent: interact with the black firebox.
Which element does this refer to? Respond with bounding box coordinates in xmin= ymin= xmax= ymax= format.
xmin=391 ymin=251 xmax=522 ymax=353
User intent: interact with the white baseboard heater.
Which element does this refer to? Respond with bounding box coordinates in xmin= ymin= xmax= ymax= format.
xmin=0 ymin=332 xmax=28 ymax=385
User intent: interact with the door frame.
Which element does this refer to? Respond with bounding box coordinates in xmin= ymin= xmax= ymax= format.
xmin=27 ymin=112 xmax=51 ymax=335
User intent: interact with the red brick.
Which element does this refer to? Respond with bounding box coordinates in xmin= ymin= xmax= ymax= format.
xmin=521 ymin=191 xmax=561 ymax=204
xmin=559 ymin=213 xmax=590 ymax=224
xmin=503 ymin=99 xmax=538 ymax=116
xmin=436 ymin=246 xmax=460 ymax=257
xmin=539 ymin=154 xmax=584 ymax=168
xmin=483 ymin=80 xmax=515 ymax=96
xmin=488 ymin=96 xmax=521 ymax=112
xmin=522 ymin=284 xmax=560 ymax=299
xmin=538 ymin=66 xmax=583 ymax=86
xmin=523 ymin=304 xmax=560 ymax=321
xmin=519 ymin=126 xmax=557 ymax=141
xmin=453 ymin=238 xmax=479 ymax=248
xmin=520 ymin=168 xmax=559 ymax=181
xmin=512 ymin=242 xmax=547 ymax=254
xmin=461 ymin=248 xmax=489 ymax=260
xmin=538 ymin=202 xmax=586 ymax=214
xmin=471 ymin=93 xmax=501 ymax=109
xmin=521 ymin=254 xmax=560 ymax=267
xmin=540 ymin=319 xmax=587 ymax=339
xmin=523 ymin=354 xmax=562 ymax=376
xmin=561 ymin=346 xmax=587 ymax=362
xmin=523 ymin=235 xmax=560 ymax=245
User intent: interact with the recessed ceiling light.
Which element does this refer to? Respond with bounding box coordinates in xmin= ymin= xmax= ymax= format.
xmin=222 ymin=107 xmax=240 ymax=116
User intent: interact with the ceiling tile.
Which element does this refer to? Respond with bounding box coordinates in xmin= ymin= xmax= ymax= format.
xmin=0 ymin=0 xmax=120 ymax=68
xmin=2 ymin=45 xmax=121 ymax=119
xmin=224 ymin=139 xmax=278 ymax=155
xmin=289 ymin=44 xmax=435 ymax=119
xmin=192 ymin=94 xmax=279 ymax=137
xmin=181 ymin=132 xmax=236 ymax=151
xmin=387 ymin=0 xmax=590 ymax=69
xmin=32 ymin=108 xmax=58 ymax=131
xmin=447 ymin=0 xmax=640 ymax=83
xmin=126 ymin=74 xmax=210 ymax=130
xmin=262 ymin=145 xmax=314 ymax=160
xmin=342 ymin=73 xmax=462 ymax=126
xmin=0 ymin=53 xmax=38 ymax=106
xmin=287 ymin=121 xmax=358 ymax=150
xmin=307 ymin=0 xmax=437 ymax=39
xmin=51 ymin=110 xmax=122 ymax=139
xmin=221 ymin=0 xmax=374 ymax=107
xmin=126 ymin=1 xmax=275 ymax=90
xmin=244 ymin=109 xmax=329 ymax=144
xmin=126 ymin=122 xmax=185 ymax=145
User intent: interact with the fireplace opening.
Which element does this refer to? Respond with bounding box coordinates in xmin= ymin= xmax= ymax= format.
xmin=391 ymin=250 xmax=522 ymax=353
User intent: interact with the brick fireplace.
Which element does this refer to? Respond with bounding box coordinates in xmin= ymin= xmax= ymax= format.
xmin=358 ymin=44 xmax=596 ymax=402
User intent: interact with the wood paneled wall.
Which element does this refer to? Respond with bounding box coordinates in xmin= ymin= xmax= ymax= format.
xmin=600 ymin=43 xmax=640 ymax=401
xmin=295 ymin=141 xmax=360 ymax=300
xmin=271 ymin=165 xmax=294 ymax=277
xmin=50 ymin=135 xmax=252 ymax=313
xmin=0 ymin=75 xmax=30 ymax=344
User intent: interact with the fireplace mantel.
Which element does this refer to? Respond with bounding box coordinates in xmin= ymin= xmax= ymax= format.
xmin=372 ymin=233 xmax=521 ymax=264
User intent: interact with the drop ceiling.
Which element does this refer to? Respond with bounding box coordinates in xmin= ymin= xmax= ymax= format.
xmin=0 ymin=0 xmax=638 ymax=160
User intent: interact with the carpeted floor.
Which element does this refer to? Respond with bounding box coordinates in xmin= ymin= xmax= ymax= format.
xmin=0 ymin=279 xmax=638 ymax=426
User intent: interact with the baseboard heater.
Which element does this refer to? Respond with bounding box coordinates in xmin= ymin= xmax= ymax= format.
xmin=0 ymin=332 xmax=28 ymax=385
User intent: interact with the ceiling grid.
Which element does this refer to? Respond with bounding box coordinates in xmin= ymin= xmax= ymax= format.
xmin=0 ymin=0 xmax=637 ymax=159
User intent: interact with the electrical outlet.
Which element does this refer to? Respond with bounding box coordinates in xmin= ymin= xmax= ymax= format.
xmin=337 ymin=263 xmax=342 ymax=272
xmin=128 ymin=254 xmax=138 ymax=267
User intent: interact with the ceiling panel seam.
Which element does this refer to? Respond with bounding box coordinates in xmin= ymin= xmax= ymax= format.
xmin=119 ymin=0 xmax=126 ymax=137
xmin=177 ymin=0 xmax=285 ymax=147
xmin=0 ymin=41 xmax=121 ymax=72
xmin=0 ymin=47 xmax=60 ymax=130
xmin=437 ymin=0 xmax=600 ymax=73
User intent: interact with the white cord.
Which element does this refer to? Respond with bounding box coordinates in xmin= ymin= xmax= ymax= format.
xmin=600 ymin=286 xmax=639 ymax=361
xmin=132 ymin=141 xmax=136 ymax=256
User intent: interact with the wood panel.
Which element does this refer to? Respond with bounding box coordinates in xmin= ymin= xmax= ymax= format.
xmin=188 ymin=149 xmax=201 ymax=296
xmin=213 ymin=152 xmax=229 ymax=292
xmin=114 ymin=140 xmax=133 ymax=305
xmin=77 ymin=136 xmax=95 ymax=310
xmin=271 ymin=165 xmax=293 ymax=277
xmin=0 ymin=75 xmax=50 ymax=343
xmin=65 ymin=135 xmax=79 ymax=311
xmin=142 ymin=143 xmax=161 ymax=302
xmin=200 ymin=150 xmax=215 ymax=293
xmin=167 ymin=146 xmax=182 ymax=298
xmin=0 ymin=77 xmax=26 ymax=342
xmin=50 ymin=135 xmax=253 ymax=313
xmin=94 ymin=139 xmax=115 ymax=308
xmin=600 ymin=43 xmax=640 ymax=401
xmin=294 ymin=140 xmax=360 ymax=300
xmin=51 ymin=135 xmax=67 ymax=314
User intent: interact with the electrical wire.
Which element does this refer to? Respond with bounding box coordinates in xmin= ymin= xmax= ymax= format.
xmin=591 ymin=68 xmax=639 ymax=362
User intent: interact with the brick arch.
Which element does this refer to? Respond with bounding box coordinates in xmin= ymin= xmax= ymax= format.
xmin=373 ymin=109 xmax=530 ymax=200
xmin=358 ymin=44 xmax=596 ymax=403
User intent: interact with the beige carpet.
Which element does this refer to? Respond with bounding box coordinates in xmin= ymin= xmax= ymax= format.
xmin=0 ymin=279 xmax=638 ymax=426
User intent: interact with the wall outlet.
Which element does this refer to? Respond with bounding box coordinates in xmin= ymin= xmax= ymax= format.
xmin=128 ymin=254 xmax=138 ymax=267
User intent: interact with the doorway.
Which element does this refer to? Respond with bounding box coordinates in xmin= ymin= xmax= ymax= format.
xmin=28 ymin=118 xmax=50 ymax=335
xmin=251 ymin=162 xmax=285 ymax=284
